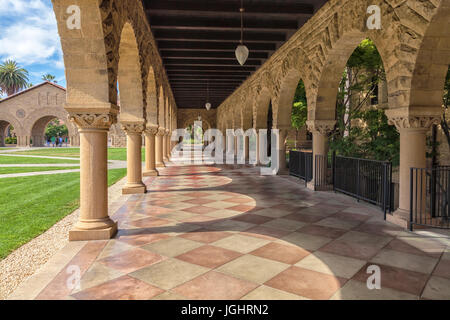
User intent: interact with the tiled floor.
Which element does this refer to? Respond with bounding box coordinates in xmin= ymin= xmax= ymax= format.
xmin=10 ymin=163 xmax=450 ymax=300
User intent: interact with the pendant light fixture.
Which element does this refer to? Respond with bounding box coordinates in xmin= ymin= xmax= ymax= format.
xmin=235 ymin=0 xmax=249 ymax=66
xmin=205 ymin=80 xmax=212 ymax=111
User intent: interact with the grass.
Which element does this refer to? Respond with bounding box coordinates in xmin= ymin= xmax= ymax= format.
xmin=2 ymin=147 xmax=145 ymax=162
xmin=5 ymin=148 xmax=81 ymax=158
xmin=0 ymin=168 xmax=127 ymax=259
xmin=0 ymin=167 xmax=79 ymax=175
xmin=0 ymin=156 xmax=79 ymax=165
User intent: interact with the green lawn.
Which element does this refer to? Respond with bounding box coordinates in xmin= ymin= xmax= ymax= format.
xmin=5 ymin=148 xmax=81 ymax=158
xmin=0 ymin=156 xmax=79 ymax=165
xmin=0 ymin=167 xmax=80 ymax=175
xmin=2 ymin=147 xmax=144 ymax=162
xmin=0 ymin=168 xmax=127 ymax=259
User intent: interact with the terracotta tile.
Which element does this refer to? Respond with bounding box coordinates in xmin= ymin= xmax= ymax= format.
xmin=352 ymin=263 xmax=428 ymax=296
xmin=320 ymin=231 xmax=392 ymax=260
xmin=332 ymin=211 xmax=371 ymax=222
xmin=433 ymin=259 xmax=450 ymax=279
xmin=265 ymin=266 xmax=346 ymax=300
xmin=172 ymin=271 xmax=258 ymax=300
xmin=183 ymin=205 xmax=215 ymax=214
xmin=250 ymin=242 xmax=310 ymax=265
xmin=176 ymin=245 xmax=242 ymax=268
xmin=242 ymin=226 xmax=291 ymax=241
xmin=184 ymin=198 xmax=216 ymax=205
xmin=354 ymin=221 xmax=403 ymax=237
xmin=116 ymin=232 xmax=169 ymax=247
xmin=183 ymin=192 xmax=211 ymax=198
xmin=180 ymin=229 xmax=233 ymax=243
xmin=232 ymin=214 xmax=273 ymax=225
xmin=36 ymin=241 xmax=107 ymax=300
xmin=129 ymin=217 xmax=172 ymax=229
xmin=297 ymin=224 xmax=347 ymax=239
xmin=98 ymin=247 xmax=165 ymax=273
xmin=386 ymin=236 xmax=446 ymax=259
xmin=283 ymin=213 xmax=324 ymax=223
xmin=71 ymin=276 xmax=164 ymax=300
xmin=227 ymin=204 xmax=255 ymax=213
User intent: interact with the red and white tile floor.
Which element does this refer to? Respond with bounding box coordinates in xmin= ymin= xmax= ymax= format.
xmin=10 ymin=163 xmax=450 ymax=300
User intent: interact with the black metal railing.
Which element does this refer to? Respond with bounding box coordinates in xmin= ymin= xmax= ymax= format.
xmin=333 ymin=156 xmax=392 ymax=216
xmin=314 ymin=154 xmax=332 ymax=188
xmin=410 ymin=166 xmax=450 ymax=230
xmin=289 ymin=150 xmax=313 ymax=186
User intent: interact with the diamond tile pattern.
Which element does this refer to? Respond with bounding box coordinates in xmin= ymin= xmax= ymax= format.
xmin=29 ymin=163 xmax=450 ymax=300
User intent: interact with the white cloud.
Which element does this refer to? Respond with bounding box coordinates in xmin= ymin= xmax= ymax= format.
xmin=0 ymin=0 xmax=63 ymax=68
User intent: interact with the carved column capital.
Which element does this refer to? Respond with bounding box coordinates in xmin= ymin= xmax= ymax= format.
xmin=69 ymin=113 xmax=117 ymax=130
xmin=156 ymin=127 xmax=166 ymax=136
xmin=121 ymin=122 xmax=145 ymax=135
xmin=387 ymin=116 xmax=441 ymax=131
xmin=165 ymin=128 xmax=170 ymax=136
xmin=145 ymin=126 xmax=159 ymax=136
xmin=306 ymin=120 xmax=336 ymax=135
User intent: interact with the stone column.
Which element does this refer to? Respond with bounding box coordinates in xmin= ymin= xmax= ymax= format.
xmin=254 ymin=128 xmax=260 ymax=166
xmin=155 ymin=127 xmax=165 ymax=168
xmin=163 ymin=131 xmax=168 ymax=162
xmin=121 ymin=123 xmax=147 ymax=195
xmin=68 ymin=113 xmax=118 ymax=241
xmin=276 ymin=127 xmax=289 ymax=175
xmin=244 ymin=134 xmax=250 ymax=163
xmin=165 ymin=129 xmax=171 ymax=161
xmin=143 ymin=127 xmax=158 ymax=176
xmin=306 ymin=120 xmax=336 ymax=190
xmin=386 ymin=112 xmax=440 ymax=221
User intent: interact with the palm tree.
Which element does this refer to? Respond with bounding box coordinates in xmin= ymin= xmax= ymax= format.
xmin=42 ymin=73 xmax=57 ymax=83
xmin=0 ymin=60 xmax=29 ymax=96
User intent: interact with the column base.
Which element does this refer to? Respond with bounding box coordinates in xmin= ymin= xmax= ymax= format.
xmin=156 ymin=162 xmax=165 ymax=168
xmin=386 ymin=208 xmax=410 ymax=229
xmin=69 ymin=222 xmax=117 ymax=241
xmin=122 ymin=184 xmax=147 ymax=195
xmin=143 ymin=170 xmax=158 ymax=177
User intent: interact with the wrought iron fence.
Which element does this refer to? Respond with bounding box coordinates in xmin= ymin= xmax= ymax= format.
xmin=289 ymin=150 xmax=313 ymax=186
xmin=333 ymin=156 xmax=392 ymax=216
xmin=410 ymin=166 xmax=450 ymax=230
xmin=314 ymin=154 xmax=332 ymax=188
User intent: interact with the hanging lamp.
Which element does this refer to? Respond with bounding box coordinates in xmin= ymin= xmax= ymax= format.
xmin=205 ymin=80 xmax=212 ymax=110
xmin=235 ymin=0 xmax=249 ymax=66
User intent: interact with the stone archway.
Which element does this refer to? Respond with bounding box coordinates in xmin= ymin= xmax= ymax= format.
xmin=0 ymin=111 xmax=24 ymax=147
xmin=23 ymin=108 xmax=78 ymax=147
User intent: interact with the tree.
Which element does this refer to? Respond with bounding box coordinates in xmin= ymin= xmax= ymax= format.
xmin=42 ymin=73 xmax=57 ymax=83
xmin=291 ymin=79 xmax=308 ymax=148
xmin=329 ymin=39 xmax=400 ymax=164
xmin=0 ymin=60 xmax=29 ymax=96
xmin=45 ymin=120 xmax=68 ymax=139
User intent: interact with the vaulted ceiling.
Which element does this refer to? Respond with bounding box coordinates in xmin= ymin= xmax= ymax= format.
xmin=142 ymin=0 xmax=328 ymax=109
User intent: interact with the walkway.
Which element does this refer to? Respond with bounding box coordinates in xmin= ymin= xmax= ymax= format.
xmin=9 ymin=163 xmax=450 ymax=300
xmin=0 ymin=153 xmax=127 ymax=179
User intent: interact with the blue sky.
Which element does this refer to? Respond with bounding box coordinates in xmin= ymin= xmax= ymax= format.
xmin=0 ymin=0 xmax=65 ymax=97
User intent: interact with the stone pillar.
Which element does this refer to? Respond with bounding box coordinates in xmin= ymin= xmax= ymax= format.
xmin=143 ymin=127 xmax=158 ymax=176
xmin=122 ymin=123 xmax=147 ymax=195
xmin=306 ymin=120 xmax=336 ymax=190
xmin=276 ymin=127 xmax=289 ymax=175
xmin=386 ymin=112 xmax=440 ymax=222
xmin=254 ymin=128 xmax=260 ymax=166
xmin=155 ymin=127 xmax=165 ymax=168
xmin=165 ymin=129 xmax=171 ymax=161
xmin=163 ymin=132 xmax=168 ymax=162
xmin=244 ymin=134 xmax=250 ymax=163
xmin=68 ymin=113 xmax=118 ymax=241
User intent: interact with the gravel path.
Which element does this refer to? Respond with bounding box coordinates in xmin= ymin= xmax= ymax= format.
xmin=0 ymin=176 xmax=128 ymax=300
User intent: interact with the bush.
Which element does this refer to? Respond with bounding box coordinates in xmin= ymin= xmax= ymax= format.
xmin=4 ymin=137 xmax=17 ymax=144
